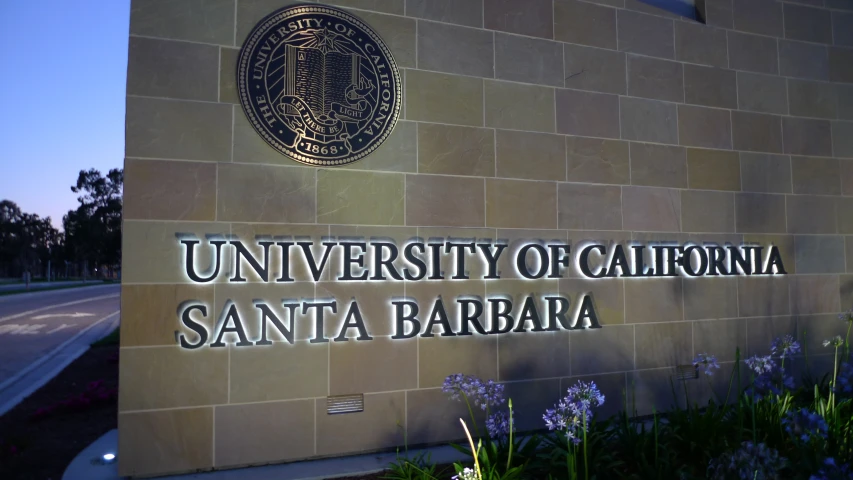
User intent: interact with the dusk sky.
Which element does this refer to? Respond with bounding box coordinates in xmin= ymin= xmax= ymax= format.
xmin=0 ymin=1 xmax=130 ymax=230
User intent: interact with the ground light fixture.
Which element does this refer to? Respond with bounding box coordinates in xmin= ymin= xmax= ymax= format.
xmin=91 ymin=452 xmax=116 ymax=465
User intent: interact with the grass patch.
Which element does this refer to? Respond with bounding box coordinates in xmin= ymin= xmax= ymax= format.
xmin=91 ymin=327 xmax=120 ymax=348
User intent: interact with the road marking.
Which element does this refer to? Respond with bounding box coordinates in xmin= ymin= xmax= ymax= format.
xmin=0 ymin=324 xmax=77 ymax=335
xmin=32 ymin=312 xmax=95 ymax=320
xmin=0 ymin=323 xmax=74 ymax=335
xmin=0 ymin=310 xmax=120 ymax=395
xmin=47 ymin=324 xmax=71 ymax=334
xmin=0 ymin=324 xmax=46 ymax=335
xmin=0 ymin=293 xmax=119 ymax=324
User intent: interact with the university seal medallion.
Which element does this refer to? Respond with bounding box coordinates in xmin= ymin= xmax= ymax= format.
xmin=237 ymin=5 xmax=402 ymax=166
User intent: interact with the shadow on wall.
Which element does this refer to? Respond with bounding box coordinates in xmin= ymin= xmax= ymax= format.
xmin=639 ymin=0 xmax=705 ymax=22
xmin=841 ymin=277 xmax=853 ymax=311
xmin=396 ymin=339 xmax=720 ymax=454
xmin=394 ymin=254 xmax=850 ymax=453
xmin=201 ymin=232 xmax=849 ymax=465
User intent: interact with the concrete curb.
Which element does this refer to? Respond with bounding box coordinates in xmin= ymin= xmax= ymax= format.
xmin=63 ymin=429 xmax=119 ymax=480
xmin=63 ymin=428 xmax=470 ymax=480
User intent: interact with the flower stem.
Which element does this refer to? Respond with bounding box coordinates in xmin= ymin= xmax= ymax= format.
xmin=751 ymin=372 xmax=757 ymax=445
xmin=506 ymin=399 xmax=513 ymax=472
xmin=583 ymin=410 xmax=588 ymax=480
xmin=831 ymin=345 xmax=839 ymax=412
xmin=459 ymin=418 xmax=481 ymax=480
xmin=460 ymin=392 xmax=479 ymax=438
xmin=654 ymin=408 xmax=659 ymax=479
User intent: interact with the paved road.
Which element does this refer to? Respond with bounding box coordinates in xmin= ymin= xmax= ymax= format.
xmin=0 ymin=285 xmax=120 ymax=384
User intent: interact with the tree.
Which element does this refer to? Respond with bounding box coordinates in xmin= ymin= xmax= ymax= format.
xmin=63 ymin=168 xmax=123 ymax=276
xmin=0 ymin=200 xmax=23 ymax=276
xmin=0 ymin=168 xmax=122 ymax=279
xmin=0 ymin=200 xmax=62 ymax=278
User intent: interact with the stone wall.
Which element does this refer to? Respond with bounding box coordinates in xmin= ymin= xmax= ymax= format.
xmin=120 ymin=0 xmax=853 ymax=476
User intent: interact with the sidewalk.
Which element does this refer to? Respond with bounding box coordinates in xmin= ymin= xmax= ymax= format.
xmin=64 ymin=431 xmax=468 ymax=480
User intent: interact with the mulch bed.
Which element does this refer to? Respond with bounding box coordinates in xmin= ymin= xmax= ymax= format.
xmin=0 ymin=345 xmax=119 ymax=480
xmin=331 ymin=464 xmax=456 ymax=480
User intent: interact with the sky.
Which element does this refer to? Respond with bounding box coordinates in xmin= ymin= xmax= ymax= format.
xmin=0 ymin=0 xmax=130 ymax=230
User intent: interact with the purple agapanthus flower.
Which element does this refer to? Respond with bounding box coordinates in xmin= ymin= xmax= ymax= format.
xmin=543 ymin=380 xmax=604 ymax=445
xmin=745 ymin=354 xmax=794 ymax=398
xmin=809 ymin=457 xmax=853 ymax=480
xmin=783 ymin=408 xmax=828 ymax=443
xmin=485 ymin=410 xmax=514 ymax=442
xmin=707 ymin=442 xmax=786 ymax=480
xmin=442 ymin=373 xmax=468 ymax=401
xmin=771 ymin=335 xmax=801 ymax=359
xmin=693 ymin=353 xmax=721 ymax=376
xmin=838 ymin=307 xmax=853 ymax=323
xmin=442 ymin=374 xmax=505 ymax=410
xmin=746 ymin=355 xmax=775 ymax=375
xmin=470 ymin=379 xmax=505 ymax=411
xmin=567 ymin=380 xmax=606 ymax=410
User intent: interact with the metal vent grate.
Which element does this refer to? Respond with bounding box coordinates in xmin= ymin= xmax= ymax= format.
xmin=327 ymin=394 xmax=364 ymax=415
xmin=676 ymin=364 xmax=698 ymax=380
